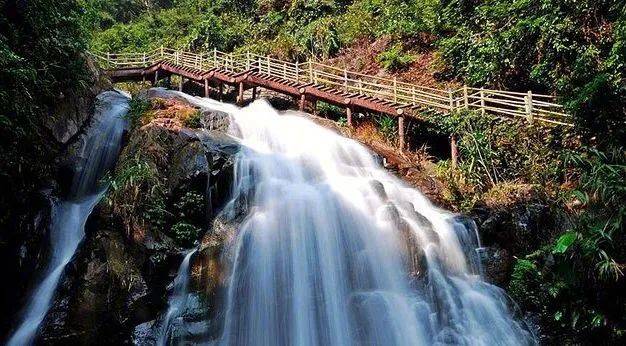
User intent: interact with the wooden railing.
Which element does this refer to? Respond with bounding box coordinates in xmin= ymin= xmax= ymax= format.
xmin=89 ymin=48 xmax=572 ymax=126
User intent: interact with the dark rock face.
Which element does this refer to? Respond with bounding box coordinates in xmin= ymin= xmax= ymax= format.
xmin=481 ymin=246 xmax=513 ymax=287
xmin=473 ymin=202 xmax=557 ymax=286
xmin=35 ymin=90 xmax=240 ymax=344
xmin=0 ymin=74 xmax=112 ymax=337
xmin=40 ymin=229 xmax=149 ymax=344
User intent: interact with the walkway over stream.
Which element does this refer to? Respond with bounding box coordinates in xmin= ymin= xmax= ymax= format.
xmin=92 ymin=47 xmax=572 ymax=147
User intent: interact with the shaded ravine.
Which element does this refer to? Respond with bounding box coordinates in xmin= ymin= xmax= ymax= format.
xmin=155 ymin=92 xmax=536 ymax=346
xmin=7 ymin=91 xmax=130 ymax=346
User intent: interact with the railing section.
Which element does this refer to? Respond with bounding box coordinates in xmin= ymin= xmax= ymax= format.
xmin=88 ymin=48 xmax=572 ymax=126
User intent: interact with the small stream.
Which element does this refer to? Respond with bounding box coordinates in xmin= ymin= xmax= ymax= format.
xmin=7 ymin=91 xmax=129 ymax=346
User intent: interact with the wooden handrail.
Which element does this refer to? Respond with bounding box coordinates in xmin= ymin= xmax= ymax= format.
xmin=91 ymin=48 xmax=572 ymax=126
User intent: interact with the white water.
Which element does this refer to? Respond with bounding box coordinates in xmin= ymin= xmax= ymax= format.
xmin=7 ymin=91 xmax=129 ymax=346
xmin=131 ymin=89 xmax=535 ymax=345
xmin=158 ymin=249 xmax=197 ymax=346
xmin=215 ymin=99 xmax=536 ymax=345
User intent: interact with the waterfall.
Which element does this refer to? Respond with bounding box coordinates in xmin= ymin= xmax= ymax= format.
xmin=7 ymin=91 xmax=129 ymax=346
xmin=212 ymin=99 xmax=535 ymax=346
xmin=158 ymin=249 xmax=197 ymax=346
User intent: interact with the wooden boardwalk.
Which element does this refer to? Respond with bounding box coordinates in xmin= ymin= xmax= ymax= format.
xmin=92 ymin=47 xmax=572 ymax=147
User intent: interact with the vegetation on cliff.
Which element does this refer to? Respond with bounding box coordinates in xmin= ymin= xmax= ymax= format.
xmin=1 ymin=0 xmax=90 ymax=224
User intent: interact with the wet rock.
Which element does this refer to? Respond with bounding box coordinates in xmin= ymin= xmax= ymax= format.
xmin=477 ymin=203 xmax=555 ymax=256
xmin=40 ymin=230 xmax=150 ymax=345
xmin=450 ymin=215 xmax=482 ymax=274
xmin=378 ymin=202 xmax=428 ymax=281
xmin=199 ymin=131 xmax=240 ymax=219
xmin=38 ymin=91 xmax=241 ymax=344
xmin=369 ymin=180 xmax=388 ymax=200
xmin=45 ymin=62 xmax=112 ymax=145
xmin=132 ymin=320 xmax=157 ymax=345
xmin=481 ymin=246 xmax=513 ymax=286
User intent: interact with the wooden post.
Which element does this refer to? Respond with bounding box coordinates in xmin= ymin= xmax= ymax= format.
xmin=344 ymin=68 xmax=348 ymax=92
xmin=450 ymin=134 xmax=459 ymax=168
xmin=143 ymin=53 xmax=147 ymax=66
xmin=283 ymin=62 xmax=287 ymax=78
xmin=153 ymin=70 xmax=159 ymax=86
xmin=252 ymin=87 xmax=257 ymax=100
xmin=204 ymin=79 xmax=209 ymax=97
xmin=299 ymin=94 xmax=306 ymax=111
xmin=309 ymin=62 xmax=313 ymax=83
xmin=160 ymin=45 xmax=164 ymax=58
xmin=448 ymin=89 xmax=454 ymax=111
xmin=346 ymin=106 xmax=353 ymax=127
xmin=237 ymin=82 xmax=244 ymax=105
xmin=246 ymin=51 xmax=250 ymax=70
xmin=398 ymin=116 xmax=405 ymax=149
xmin=213 ymin=48 xmax=217 ymax=66
xmin=295 ymin=61 xmax=299 ymax=83
xmin=480 ymin=88 xmax=485 ymax=115
xmin=267 ymin=56 xmax=271 ymax=75
xmin=463 ymin=85 xmax=469 ymax=108
xmin=393 ymin=77 xmax=397 ymax=102
xmin=525 ymin=90 xmax=534 ymax=123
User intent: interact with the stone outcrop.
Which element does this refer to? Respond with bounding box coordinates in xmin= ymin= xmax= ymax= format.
xmin=38 ymin=89 xmax=240 ymax=344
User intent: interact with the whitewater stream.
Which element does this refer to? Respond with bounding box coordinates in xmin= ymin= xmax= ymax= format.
xmin=154 ymin=92 xmax=536 ymax=346
xmin=7 ymin=91 xmax=129 ymax=346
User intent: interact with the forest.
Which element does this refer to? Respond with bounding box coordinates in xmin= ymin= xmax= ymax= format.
xmin=1 ymin=0 xmax=625 ymax=344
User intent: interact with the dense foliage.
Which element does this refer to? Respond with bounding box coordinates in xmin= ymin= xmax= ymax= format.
xmin=0 ymin=0 xmax=90 ymax=232
xmin=439 ymin=0 xmax=626 ymax=143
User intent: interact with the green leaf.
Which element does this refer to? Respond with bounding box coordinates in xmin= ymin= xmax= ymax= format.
xmin=553 ymin=231 xmax=577 ymax=254
xmin=554 ymin=311 xmax=563 ymax=321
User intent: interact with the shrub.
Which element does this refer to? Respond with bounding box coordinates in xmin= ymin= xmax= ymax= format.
xmin=182 ymin=110 xmax=203 ymax=129
xmin=377 ymin=44 xmax=415 ymax=71
xmin=171 ymin=222 xmax=202 ymax=247
xmin=316 ymin=102 xmax=343 ymax=119
xmin=125 ymin=98 xmax=151 ymax=129
xmin=173 ymin=191 xmax=205 ymax=223
xmin=376 ymin=115 xmax=397 ymax=142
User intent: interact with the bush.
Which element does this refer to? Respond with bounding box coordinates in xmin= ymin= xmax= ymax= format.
xmin=377 ymin=44 xmax=415 ymax=71
xmin=125 ymin=98 xmax=152 ymax=129
xmin=376 ymin=115 xmax=397 ymax=142
xmin=316 ymin=102 xmax=343 ymax=119
xmin=171 ymin=222 xmax=202 ymax=247
xmin=182 ymin=110 xmax=203 ymax=129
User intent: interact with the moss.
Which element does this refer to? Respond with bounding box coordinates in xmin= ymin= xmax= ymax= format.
xmin=182 ymin=110 xmax=203 ymax=129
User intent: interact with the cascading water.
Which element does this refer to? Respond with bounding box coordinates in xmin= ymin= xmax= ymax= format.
xmin=7 ymin=91 xmax=129 ymax=346
xmin=134 ymin=90 xmax=534 ymax=345
xmin=213 ymin=99 xmax=535 ymax=346
xmin=158 ymin=249 xmax=197 ymax=346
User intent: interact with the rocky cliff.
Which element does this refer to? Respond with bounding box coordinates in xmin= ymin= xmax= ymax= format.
xmin=32 ymin=89 xmax=238 ymax=344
